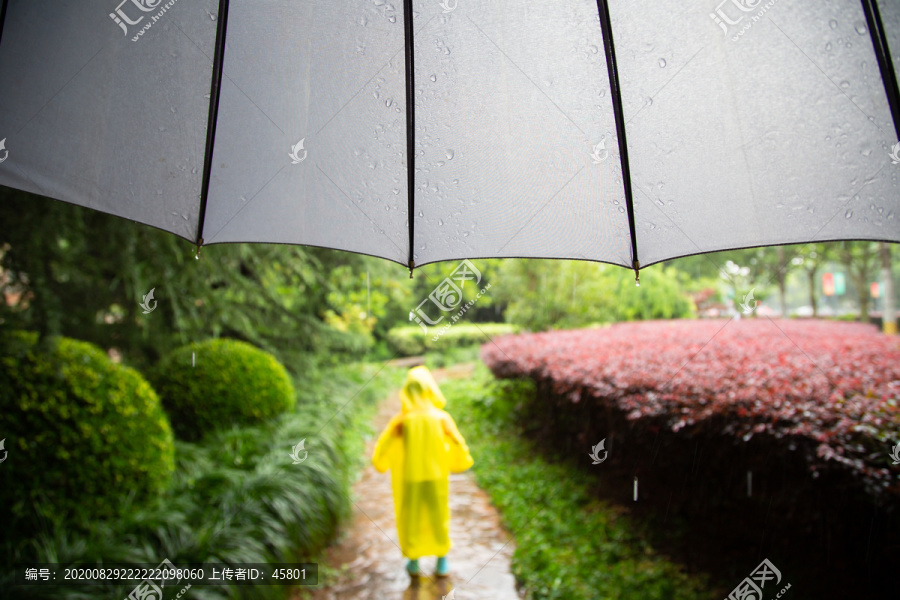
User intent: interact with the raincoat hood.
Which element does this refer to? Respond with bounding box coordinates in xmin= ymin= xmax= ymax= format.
xmin=399 ymin=366 xmax=447 ymax=412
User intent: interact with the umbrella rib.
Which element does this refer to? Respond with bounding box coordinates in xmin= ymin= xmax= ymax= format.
xmin=403 ymin=0 xmax=416 ymax=277
xmin=0 ymin=0 xmax=8 ymax=47
xmin=860 ymin=0 xmax=900 ymax=141
xmin=197 ymin=0 xmax=231 ymax=249
xmin=595 ymin=0 xmax=640 ymax=283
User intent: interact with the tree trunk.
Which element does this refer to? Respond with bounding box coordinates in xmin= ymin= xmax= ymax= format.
xmin=856 ymin=271 xmax=870 ymax=323
xmin=882 ymin=242 xmax=896 ymax=335
xmin=807 ymin=268 xmax=817 ymax=317
xmin=777 ymin=246 xmax=787 ymax=317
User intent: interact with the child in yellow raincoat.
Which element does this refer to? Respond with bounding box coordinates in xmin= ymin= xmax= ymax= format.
xmin=373 ymin=366 xmax=474 ymax=577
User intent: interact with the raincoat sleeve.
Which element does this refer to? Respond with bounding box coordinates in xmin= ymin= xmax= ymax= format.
xmin=443 ymin=412 xmax=474 ymax=473
xmin=373 ymin=414 xmax=404 ymax=473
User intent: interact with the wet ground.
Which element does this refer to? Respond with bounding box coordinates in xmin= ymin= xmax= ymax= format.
xmin=307 ymin=363 xmax=521 ymax=600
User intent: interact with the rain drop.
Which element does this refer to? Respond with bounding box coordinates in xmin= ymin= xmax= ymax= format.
xmin=445 ymin=149 xmax=455 ymax=160
xmin=385 ymin=97 xmax=392 ymax=107
xmin=159 ymin=126 xmax=166 ymax=131
xmin=646 ymin=97 xmax=653 ymax=106
xmin=155 ymin=189 xmax=163 ymax=195
xmin=658 ymin=58 xmax=666 ymax=68
xmin=438 ymin=219 xmax=444 ymax=226
xmin=855 ymin=23 xmax=867 ymax=35
xmin=170 ymin=106 xmax=176 ymax=113
xmin=829 ymin=19 xmax=838 ymax=29
xmin=845 ymin=209 xmax=853 ymax=219
xmin=618 ymin=206 xmax=626 ymax=213
xmin=825 ymin=42 xmax=832 ymax=51
xmin=206 ymin=10 xmax=217 ymax=21
xmin=437 ymin=160 xmax=445 ymax=167
xmin=392 ymin=188 xmax=400 ymax=195
xmin=388 ymin=15 xmax=396 ymax=23
xmin=418 ymin=210 xmax=424 ymax=217
xmin=840 ymin=80 xmax=850 ymax=89
xmin=588 ymin=45 xmax=598 ymax=54
xmin=191 ymin=168 xmax=198 ymax=174
xmin=430 ymin=74 xmax=437 ymax=82
xmin=452 ymin=179 xmax=459 ymax=184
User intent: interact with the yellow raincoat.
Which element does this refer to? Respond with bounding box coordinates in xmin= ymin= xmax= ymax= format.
xmin=372 ymin=366 xmax=474 ymax=559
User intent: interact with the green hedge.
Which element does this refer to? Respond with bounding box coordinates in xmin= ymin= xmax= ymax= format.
xmin=387 ymin=322 xmax=518 ymax=356
xmin=0 ymin=331 xmax=174 ymax=527
xmin=0 ymin=362 xmax=405 ymax=600
xmin=149 ymin=339 xmax=295 ymax=440
xmin=441 ymin=364 xmax=712 ymax=600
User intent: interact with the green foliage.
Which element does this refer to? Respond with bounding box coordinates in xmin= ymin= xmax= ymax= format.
xmin=149 ymin=339 xmax=295 ymax=440
xmin=386 ymin=323 xmax=518 ymax=356
xmin=0 ymin=188 xmax=386 ymax=376
xmin=493 ymin=260 xmax=694 ymax=331
xmin=0 ymin=362 xmax=405 ymax=600
xmin=441 ymin=364 xmax=711 ymax=600
xmin=0 ymin=331 xmax=174 ymax=529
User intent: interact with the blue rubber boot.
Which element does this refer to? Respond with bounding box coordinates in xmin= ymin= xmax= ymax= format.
xmin=406 ymin=559 xmax=419 ymax=576
xmin=436 ymin=556 xmax=449 ymax=577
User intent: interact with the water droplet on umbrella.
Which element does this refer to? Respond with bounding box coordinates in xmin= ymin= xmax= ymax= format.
xmin=182 ymin=213 xmax=188 ymax=220
xmin=452 ymin=179 xmax=459 ymax=184
xmin=418 ymin=210 xmax=424 ymax=217
xmin=358 ymin=16 xmax=368 ymax=26
xmin=646 ymin=97 xmax=653 ymax=106
xmin=204 ymin=94 xmax=211 ymax=99
xmin=156 ymin=189 xmax=163 ymax=195
xmin=589 ymin=45 xmax=598 ymax=54
xmin=825 ymin=42 xmax=832 ymax=51
xmin=445 ymin=149 xmax=455 ymax=160
xmin=438 ymin=219 xmax=444 ymax=225
xmin=170 ymin=106 xmax=176 ymax=113
xmin=845 ymin=209 xmax=853 ymax=219
xmin=430 ymin=74 xmax=437 ymax=82
xmin=829 ymin=19 xmax=838 ymax=29
xmin=385 ymin=97 xmax=392 ymax=107
xmin=159 ymin=126 xmax=166 ymax=131
xmin=206 ymin=10 xmax=217 ymax=21
xmin=388 ymin=15 xmax=396 ymax=23
xmin=840 ymin=80 xmax=850 ymax=89
xmin=392 ymin=188 xmax=399 ymax=195
xmin=191 ymin=168 xmax=198 ymax=174
xmin=437 ymin=160 xmax=445 ymax=167
xmin=658 ymin=58 xmax=666 ymax=68
xmin=618 ymin=206 xmax=626 ymax=213
xmin=855 ymin=23 xmax=867 ymax=35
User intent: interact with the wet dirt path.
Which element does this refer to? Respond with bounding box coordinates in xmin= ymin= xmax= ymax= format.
xmin=307 ymin=363 xmax=521 ymax=600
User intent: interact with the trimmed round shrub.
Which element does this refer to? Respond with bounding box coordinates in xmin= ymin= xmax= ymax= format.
xmin=149 ymin=339 xmax=295 ymax=440
xmin=0 ymin=331 xmax=175 ymax=526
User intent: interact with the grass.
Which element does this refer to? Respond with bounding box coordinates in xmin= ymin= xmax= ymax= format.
xmin=441 ymin=363 xmax=713 ymax=600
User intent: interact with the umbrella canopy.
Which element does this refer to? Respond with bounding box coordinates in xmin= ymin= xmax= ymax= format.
xmin=0 ymin=0 xmax=898 ymax=276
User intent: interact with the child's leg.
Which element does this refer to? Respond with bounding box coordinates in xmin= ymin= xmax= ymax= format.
xmin=435 ymin=555 xmax=449 ymax=576
xmin=406 ymin=558 xmax=419 ymax=575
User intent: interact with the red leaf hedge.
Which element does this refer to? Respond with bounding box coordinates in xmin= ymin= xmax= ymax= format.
xmin=482 ymin=319 xmax=900 ymax=497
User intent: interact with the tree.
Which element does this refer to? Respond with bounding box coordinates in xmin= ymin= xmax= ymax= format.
xmin=0 ymin=187 xmax=376 ymax=374
xmin=880 ymin=242 xmax=896 ymax=334
xmin=838 ymin=241 xmax=879 ymax=322
xmin=795 ymin=244 xmax=831 ymax=317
